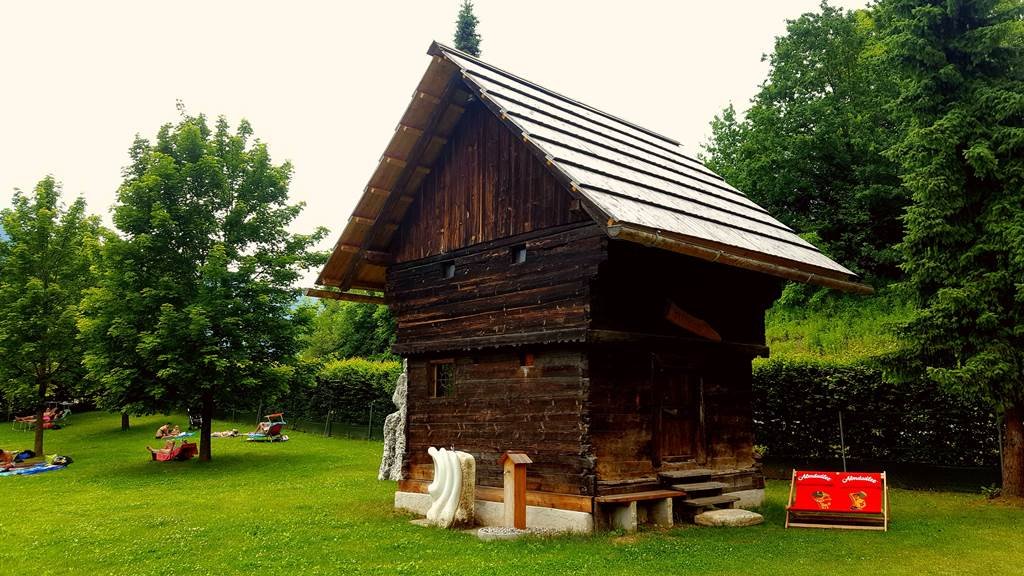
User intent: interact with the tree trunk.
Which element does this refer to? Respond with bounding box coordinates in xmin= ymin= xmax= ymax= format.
xmin=33 ymin=374 xmax=47 ymax=455
xmin=199 ymin=392 xmax=214 ymax=462
xmin=121 ymin=412 xmax=130 ymax=432
xmin=1003 ymin=404 xmax=1024 ymax=498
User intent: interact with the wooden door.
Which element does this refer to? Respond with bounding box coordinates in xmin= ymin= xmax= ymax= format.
xmin=652 ymin=355 xmax=706 ymax=466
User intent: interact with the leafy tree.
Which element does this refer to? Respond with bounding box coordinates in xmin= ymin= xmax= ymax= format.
xmin=454 ymin=0 xmax=482 ymax=56
xmin=880 ymin=0 xmax=1024 ymax=497
xmin=297 ymin=298 xmax=396 ymax=362
xmin=702 ymin=2 xmax=906 ymax=282
xmin=0 ymin=176 xmax=100 ymax=454
xmin=80 ymin=110 xmax=327 ymax=461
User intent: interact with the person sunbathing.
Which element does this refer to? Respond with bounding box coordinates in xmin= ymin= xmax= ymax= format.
xmin=14 ymin=407 xmax=56 ymax=424
xmin=252 ymin=421 xmax=271 ymax=434
xmin=155 ymin=423 xmax=181 ymax=439
xmin=210 ymin=429 xmax=239 ymax=438
xmin=0 ymin=449 xmax=35 ymax=470
xmin=146 ymin=440 xmax=177 ymax=456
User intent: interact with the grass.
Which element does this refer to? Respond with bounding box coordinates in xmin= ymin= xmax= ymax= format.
xmin=764 ymin=285 xmax=914 ymax=363
xmin=2 ymin=412 xmax=1021 ymax=575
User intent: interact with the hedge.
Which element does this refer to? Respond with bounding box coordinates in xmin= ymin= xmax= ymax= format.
xmin=752 ymin=359 xmax=1000 ymax=467
xmin=280 ymin=358 xmax=401 ymax=425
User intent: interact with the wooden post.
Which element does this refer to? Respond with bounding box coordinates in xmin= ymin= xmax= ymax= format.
xmin=499 ymin=451 xmax=532 ymax=529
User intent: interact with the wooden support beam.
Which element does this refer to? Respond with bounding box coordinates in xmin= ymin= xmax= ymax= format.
xmin=606 ymin=224 xmax=873 ymax=295
xmin=350 ymin=216 xmax=374 ymax=226
xmin=337 ymin=244 xmax=393 ymax=266
xmin=381 ymin=155 xmax=407 ymax=168
xmin=416 ymin=90 xmax=442 ymax=105
xmin=587 ymin=329 xmax=769 ymax=358
xmin=304 ymin=288 xmax=385 ymax=305
xmin=397 ymin=124 xmax=424 ymax=137
xmin=338 ymin=75 xmax=466 ymax=292
xmin=664 ymin=300 xmax=722 ymax=342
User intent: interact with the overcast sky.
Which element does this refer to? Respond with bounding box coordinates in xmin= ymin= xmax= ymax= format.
xmin=0 ymin=0 xmax=867 ymax=285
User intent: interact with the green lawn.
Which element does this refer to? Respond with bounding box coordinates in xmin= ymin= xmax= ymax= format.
xmin=1 ymin=412 xmax=1020 ymax=575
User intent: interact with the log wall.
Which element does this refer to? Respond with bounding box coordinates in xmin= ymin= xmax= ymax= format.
xmin=387 ymin=223 xmax=606 ymax=355
xmin=402 ymin=347 xmax=595 ymax=496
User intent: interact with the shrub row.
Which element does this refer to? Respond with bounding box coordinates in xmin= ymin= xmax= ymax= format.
xmin=752 ymin=359 xmax=1000 ymax=467
xmin=278 ymin=357 xmax=401 ymax=425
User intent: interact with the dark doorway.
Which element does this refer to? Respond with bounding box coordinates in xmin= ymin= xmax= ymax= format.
xmin=652 ymin=354 xmax=706 ymax=467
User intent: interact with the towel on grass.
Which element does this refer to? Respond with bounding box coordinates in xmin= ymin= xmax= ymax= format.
xmin=0 ymin=463 xmax=65 ymax=477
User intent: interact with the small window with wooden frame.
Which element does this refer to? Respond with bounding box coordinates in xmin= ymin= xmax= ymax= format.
xmin=429 ymin=359 xmax=456 ymax=398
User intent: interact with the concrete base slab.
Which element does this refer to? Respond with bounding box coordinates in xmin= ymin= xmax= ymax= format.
xmin=395 ymin=491 xmax=431 ymax=515
xmin=395 ymin=491 xmax=594 ymax=534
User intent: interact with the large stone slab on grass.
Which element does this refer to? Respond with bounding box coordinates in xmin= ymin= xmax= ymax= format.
xmin=694 ymin=508 xmax=764 ymax=527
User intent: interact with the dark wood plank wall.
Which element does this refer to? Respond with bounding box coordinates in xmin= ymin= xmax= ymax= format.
xmin=391 ymin=101 xmax=586 ymax=263
xmin=588 ymin=348 xmax=657 ymax=483
xmin=387 ymin=224 xmax=606 ymax=354
xmin=702 ymin=355 xmax=756 ymax=469
xmin=591 ymin=241 xmax=783 ymax=343
xmin=403 ymin=348 xmax=595 ymax=495
xmin=588 ymin=347 xmax=758 ymax=486
xmin=586 ymin=244 xmax=781 ymax=487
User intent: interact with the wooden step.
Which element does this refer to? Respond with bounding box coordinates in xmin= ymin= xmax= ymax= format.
xmin=680 ymin=494 xmax=740 ymax=508
xmin=595 ymin=489 xmax=684 ymax=504
xmin=596 ymin=477 xmax=662 ymax=496
xmin=671 ymin=481 xmax=727 ymax=493
xmin=659 ymin=468 xmax=713 ymax=482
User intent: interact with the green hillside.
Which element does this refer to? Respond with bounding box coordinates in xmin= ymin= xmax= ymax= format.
xmin=763 ymin=284 xmax=913 ymax=364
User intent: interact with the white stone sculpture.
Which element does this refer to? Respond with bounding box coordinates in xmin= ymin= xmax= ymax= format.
xmin=426 ymin=446 xmax=475 ymax=528
xmin=378 ymin=360 xmax=408 ymax=481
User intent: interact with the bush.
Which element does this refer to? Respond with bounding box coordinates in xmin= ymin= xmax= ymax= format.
xmin=280 ymin=358 xmax=401 ymax=425
xmin=752 ymin=359 xmax=999 ymax=466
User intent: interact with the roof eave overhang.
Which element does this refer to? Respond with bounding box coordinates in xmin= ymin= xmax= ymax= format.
xmin=606 ymin=223 xmax=874 ymax=294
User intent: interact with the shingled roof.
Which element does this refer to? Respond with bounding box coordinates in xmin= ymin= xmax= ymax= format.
xmin=315 ymin=42 xmax=871 ymax=299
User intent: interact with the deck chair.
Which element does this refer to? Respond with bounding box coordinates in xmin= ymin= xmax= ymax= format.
xmin=151 ymin=441 xmax=198 ymax=462
xmin=246 ymin=413 xmax=287 ymax=442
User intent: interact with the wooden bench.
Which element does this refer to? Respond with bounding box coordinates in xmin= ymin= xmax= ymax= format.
xmin=595 ymin=489 xmax=684 ymax=532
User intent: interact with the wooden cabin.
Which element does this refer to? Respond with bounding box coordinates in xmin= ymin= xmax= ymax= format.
xmin=313 ymin=43 xmax=869 ymax=532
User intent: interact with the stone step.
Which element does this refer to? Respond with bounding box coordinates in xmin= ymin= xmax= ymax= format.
xmin=661 ymin=455 xmax=694 ymax=464
xmin=671 ymin=481 xmax=728 ymax=494
xmin=680 ymin=494 xmax=740 ymax=508
xmin=658 ymin=468 xmax=713 ymax=482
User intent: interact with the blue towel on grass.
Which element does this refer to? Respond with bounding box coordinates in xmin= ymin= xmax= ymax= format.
xmin=0 ymin=463 xmax=65 ymax=477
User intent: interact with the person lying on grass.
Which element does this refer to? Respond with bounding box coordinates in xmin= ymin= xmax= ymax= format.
xmin=155 ymin=423 xmax=181 ymax=439
xmin=210 ymin=429 xmax=239 ymax=438
xmin=0 ymin=449 xmax=36 ymax=470
xmin=146 ymin=440 xmax=177 ymax=456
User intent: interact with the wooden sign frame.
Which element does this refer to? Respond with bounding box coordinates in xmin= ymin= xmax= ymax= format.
xmin=785 ymin=470 xmax=889 ymax=531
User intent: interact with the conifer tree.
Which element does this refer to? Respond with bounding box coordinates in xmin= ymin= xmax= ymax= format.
xmin=882 ymin=0 xmax=1024 ymax=496
xmin=454 ymin=0 xmax=481 ymax=56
